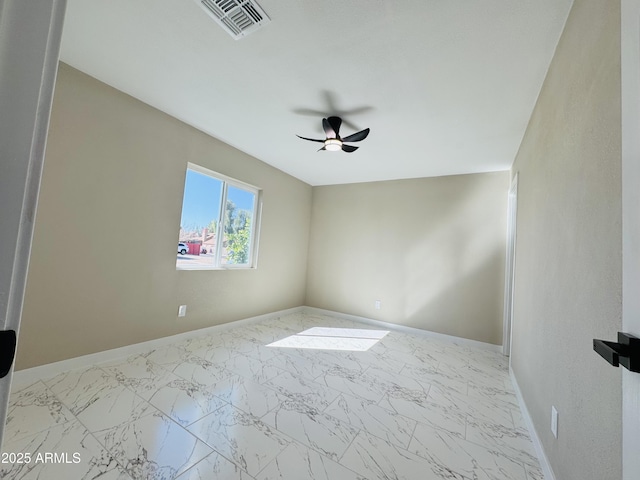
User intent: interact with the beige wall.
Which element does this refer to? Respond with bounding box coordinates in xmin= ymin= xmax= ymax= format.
xmin=510 ymin=1 xmax=622 ymax=479
xmin=306 ymin=172 xmax=509 ymax=345
xmin=17 ymin=63 xmax=312 ymax=369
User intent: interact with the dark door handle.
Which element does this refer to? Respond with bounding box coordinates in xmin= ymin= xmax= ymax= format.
xmin=593 ymin=332 xmax=640 ymax=373
xmin=0 ymin=330 xmax=16 ymax=378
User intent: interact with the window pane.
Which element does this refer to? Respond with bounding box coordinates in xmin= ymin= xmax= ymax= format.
xmin=221 ymin=185 xmax=255 ymax=266
xmin=177 ymin=169 xmax=222 ymax=268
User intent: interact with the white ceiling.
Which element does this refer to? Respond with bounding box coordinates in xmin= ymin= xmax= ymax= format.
xmin=60 ymin=0 xmax=573 ymax=186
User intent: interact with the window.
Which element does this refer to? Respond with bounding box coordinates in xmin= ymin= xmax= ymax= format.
xmin=177 ymin=163 xmax=261 ymax=269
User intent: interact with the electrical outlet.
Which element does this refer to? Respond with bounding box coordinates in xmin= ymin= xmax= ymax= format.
xmin=375 ymin=300 xmax=381 ymax=310
xmin=551 ymin=406 xmax=558 ymax=438
xmin=178 ymin=305 xmax=187 ymax=317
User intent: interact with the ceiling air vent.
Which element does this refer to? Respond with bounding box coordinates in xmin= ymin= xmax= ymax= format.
xmin=197 ymin=0 xmax=271 ymax=40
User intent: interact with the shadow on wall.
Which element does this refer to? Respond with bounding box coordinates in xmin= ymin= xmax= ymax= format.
xmin=401 ymin=183 xmax=506 ymax=345
xmin=403 ymin=247 xmax=505 ymax=345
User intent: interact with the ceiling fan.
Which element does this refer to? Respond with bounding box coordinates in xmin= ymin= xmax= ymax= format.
xmin=297 ymin=116 xmax=370 ymax=153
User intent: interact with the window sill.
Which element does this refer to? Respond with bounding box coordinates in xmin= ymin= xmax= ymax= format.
xmin=176 ymin=265 xmax=256 ymax=271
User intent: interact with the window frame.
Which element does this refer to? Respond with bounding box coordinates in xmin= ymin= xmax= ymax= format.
xmin=177 ymin=162 xmax=262 ymax=270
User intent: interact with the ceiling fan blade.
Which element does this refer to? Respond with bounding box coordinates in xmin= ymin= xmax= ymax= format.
xmin=341 ymin=144 xmax=359 ymax=153
xmin=297 ymin=135 xmax=325 ymax=143
xmin=292 ymin=107 xmax=327 ymax=116
xmin=317 ymin=146 xmax=326 ymax=152
xmin=327 ymin=116 xmax=342 ymax=137
xmin=342 ymin=128 xmax=370 ymax=143
xmin=322 ymin=118 xmax=336 ymax=138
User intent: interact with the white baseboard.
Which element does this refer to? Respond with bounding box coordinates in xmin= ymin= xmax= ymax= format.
xmin=303 ymin=306 xmax=503 ymax=353
xmin=509 ymin=367 xmax=556 ymax=480
xmin=12 ymin=306 xmax=304 ymax=388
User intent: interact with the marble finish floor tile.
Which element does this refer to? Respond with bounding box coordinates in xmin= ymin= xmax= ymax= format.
xmin=4 ymin=311 xmax=542 ymax=480
xmin=467 ymin=381 xmax=519 ymax=410
xmin=255 ymin=442 xmax=366 ymax=480
xmin=525 ymin=463 xmax=545 ymax=480
xmin=95 ymin=409 xmax=213 ymax=479
xmin=364 ymin=365 xmax=432 ymax=398
xmin=370 ymin=335 xmax=418 ymax=356
xmin=75 ymin=384 xmax=153 ymax=434
xmin=1 ymin=419 xmax=132 ymax=480
xmin=145 ymin=377 xmax=228 ymax=427
xmin=168 ymin=353 xmax=233 ymax=385
xmin=207 ymin=373 xmax=286 ymax=418
xmin=324 ymin=393 xmax=417 ymax=448
xmin=439 ymin=361 xmax=510 ymax=391
xmin=348 ymin=348 xmax=409 ymax=373
xmin=118 ymin=367 xmax=184 ymax=402
xmin=292 ymin=349 xmax=370 ymax=373
xmin=193 ymin=344 xmax=245 ymax=364
xmin=340 ymin=430 xmax=460 ymax=480
xmin=378 ymin=391 xmax=467 ymax=438
xmin=401 ymin=364 xmax=468 ymax=395
xmin=220 ymin=353 xmax=284 ymax=384
xmin=208 ymin=333 xmax=264 ymax=355
xmin=262 ymin=399 xmax=359 ymax=462
xmin=45 ymin=366 xmax=153 ymax=433
xmin=315 ymin=365 xmax=387 ymax=403
xmin=233 ymin=324 xmax=294 ymax=344
xmin=261 ymin=350 xmax=327 ymax=379
xmin=465 ymin=418 xmax=540 ymax=468
xmin=43 ymin=365 xmax=117 ymax=404
xmin=140 ymin=344 xmax=190 ymax=369
xmin=5 ymin=381 xmax=75 ymax=442
xmin=173 ymin=334 xmax=221 ymax=354
xmin=428 ymin=385 xmax=516 ymax=430
xmin=101 ymin=354 xmax=172 ymax=391
xmin=265 ymin=370 xmax=340 ymax=411
xmin=175 ymin=451 xmax=257 ymax=480
xmin=409 ymin=422 xmax=528 ymax=480
xmin=409 ymin=348 xmax=444 ymax=370
xmin=187 ymin=404 xmax=290 ymax=477
xmin=242 ymin=345 xmax=285 ymax=363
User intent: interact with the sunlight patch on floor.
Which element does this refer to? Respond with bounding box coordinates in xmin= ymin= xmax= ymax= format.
xmin=267 ymin=327 xmax=389 ymax=351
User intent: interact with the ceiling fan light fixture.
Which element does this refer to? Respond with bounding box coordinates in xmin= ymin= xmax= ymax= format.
xmin=297 ymin=117 xmax=369 ymax=153
xmin=325 ymin=139 xmax=342 ymax=151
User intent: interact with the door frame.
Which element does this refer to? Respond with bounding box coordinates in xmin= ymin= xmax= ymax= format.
xmin=502 ymin=173 xmax=518 ymax=357
xmin=0 ymin=0 xmax=66 ymax=448
xmin=621 ymin=1 xmax=640 ymax=478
